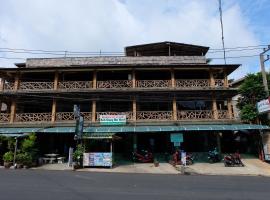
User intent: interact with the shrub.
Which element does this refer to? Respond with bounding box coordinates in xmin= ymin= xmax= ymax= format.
xmin=3 ymin=151 xmax=13 ymax=163
xmin=73 ymin=144 xmax=84 ymax=163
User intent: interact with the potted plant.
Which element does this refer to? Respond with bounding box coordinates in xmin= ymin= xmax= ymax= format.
xmin=154 ymin=158 xmax=159 ymax=167
xmin=3 ymin=151 xmax=13 ymax=168
xmin=73 ymin=144 xmax=84 ymax=169
xmin=16 ymin=153 xmax=24 ymax=169
xmin=22 ymin=153 xmax=32 ymax=169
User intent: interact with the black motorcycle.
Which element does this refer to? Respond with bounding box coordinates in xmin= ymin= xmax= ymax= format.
xmin=208 ymin=148 xmax=221 ymax=163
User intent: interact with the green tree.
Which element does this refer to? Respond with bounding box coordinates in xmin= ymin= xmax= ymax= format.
xmin=237 ymin=73 xmax=270 ymax=124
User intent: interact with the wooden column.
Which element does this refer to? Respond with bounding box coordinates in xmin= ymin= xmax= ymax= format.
xmin=173 ymin=96 xmax=177 ymax=121
xmin=0 ymin=78 xmax=4 ymax=91
xmin=10 ymin=100 xmax=16 ymax=123
xmin=14 ymin=73 xmax=20 ymax=91
xmin=209 ymin=70 xmax=215 ymax=87
xmin=132 ymin=97 xmax=136 ymax=121
xmin=132 ymin=70 xmax=136 ymax=88
xmin=93 ymin=71 xmax=97 ymax=89
xmin=224 ymin=70 xmax=228 ymax=87
xmin=171 ymin=69 xmax=175 ymax=88
xmin=212 ymin=97 xmax=218 ymax=120
xmin=92 ymin=100 xmax=96 ymax=122
xmin=227 ymin=98 xmax=233 ymax=119
xmin=51 ymin=99 xmax=57 ymax=122
xmin=53 ymin=71 xmax=59 ymax=90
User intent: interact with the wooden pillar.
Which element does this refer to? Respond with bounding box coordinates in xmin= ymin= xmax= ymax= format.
xmin=224 ymin=70 xmax=228 ymax=87
xmin=53 ymin=71 xmax=59 ymax=90
xmin=10 ymin=100 xmax=16 ymax=123
xmin=227 ymin=98 xmax=233 ymax=119
xmin=132 ymin=97 xmax=136 ymax=121
xmin=0 ymin=78 xmax=4 ymax=91
xmin=51 ymin=99 xmax=57 ymax=122
xmin=212 ymin=97 xmax=218 ymax=120
xmin=14 ymin=73 xmax=20 ymax=91
xmin=173 ymin=96 xmax=177 ymax=121
xmin=132 ymin=70 xmax=136 ymax=88
xmin=92 ymin=100 xmax=96 ymax=122
xmin=209 ymin=70 xmax=215 ymax=87
xmin=93 ymin=71 xmax=97 ymax=89
xmin=171 ymin=69 xmax=175 ymax=88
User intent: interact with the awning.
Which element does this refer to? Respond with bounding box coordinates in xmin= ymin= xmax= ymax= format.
xmin=0 ymin=133 xmax=30 ymax=138
xmin=83 ymin=133 xmax=117 ymax=139
xmin=0 ymin=127 xmax=42 ymax=134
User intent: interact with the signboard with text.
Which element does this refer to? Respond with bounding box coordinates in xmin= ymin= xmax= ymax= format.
xmin=83 ymin=152 xmax=112 ymax=167
xmin=100 ymin=115 xmax=126 ymax=125
xmin=170 ymin=133 xmax=183 ymax=143
xmin=257 ymin=98 xmax=270 ymax=114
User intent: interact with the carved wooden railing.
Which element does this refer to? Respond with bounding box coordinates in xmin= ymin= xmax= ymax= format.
xmin=56 ymin=112 xmax=92 ymax=121
xmin=176 ymin=79 xmax=210 ymax=88
xmin=58 ymin=81 xmax=92 ymax=90
xmin=217 ymin=110 xmax=231 ymax=119
xmin=214 ymin=79 xmax=225 ymax=87
xmin=81 ymin=112 xmax=92 ymax=121
xmin=136 ymin=80 xmax=171 ymax=88
xmin=19 ymin=82 xmax=54 ymax=91
xmin=4 ymin=82 xmax=14 ymax=91
xmin=177 ymin=110 xmax=213 ymax=120
xmin=136 ymin=111 xmax=173 ymax=121
xmin=97 ymin=80 xmax=132 ymax=88
xmin=96 ymin=112 xmax=133 ymax=120
xmin=0 ymin=113 xmax=10 ymax=122
xmin=15 ymin=113 xmax=52 ymax=122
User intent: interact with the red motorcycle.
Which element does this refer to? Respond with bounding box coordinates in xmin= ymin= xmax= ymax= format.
xmin=224 ymin=152 xmax=244 ymax=167
xmin=132 ymin=150 xmax=154 ymax=163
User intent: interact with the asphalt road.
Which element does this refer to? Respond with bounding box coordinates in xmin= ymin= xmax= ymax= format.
xmin=0 ymin=170 xmax=270 ymax=200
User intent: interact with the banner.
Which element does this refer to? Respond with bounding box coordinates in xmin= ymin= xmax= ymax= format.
xmin=100 ymin=115 xmax=126 ymax=125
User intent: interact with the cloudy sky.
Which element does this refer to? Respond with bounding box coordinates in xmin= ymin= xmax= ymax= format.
xmin=0 ymin=0 xmax=269 ymax=79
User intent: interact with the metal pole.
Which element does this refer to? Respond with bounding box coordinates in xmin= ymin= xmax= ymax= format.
xmin=260 ymin=53 xmax=269 ymax=96
xmin=13 ymin=137 xmax=18 ymax=166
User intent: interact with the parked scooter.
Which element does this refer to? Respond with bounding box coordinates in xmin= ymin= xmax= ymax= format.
xmin=208 ymin=148 xmax=221 ymax=163
xmin=224 ymin=152 xmax=244 ymax=167
xmin=186 ymin=153 xmax=195 ymax=165
xmin=132 ymin=150 xmax=154 ymax=163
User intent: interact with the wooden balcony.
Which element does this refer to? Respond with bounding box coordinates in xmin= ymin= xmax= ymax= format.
xmin=1 ymin=79 xmax=229 ymax=92
xmin=97 ymin=80 xmax=132 ymax=89
xmin=0 ymin=110 xmax=236 ymax=123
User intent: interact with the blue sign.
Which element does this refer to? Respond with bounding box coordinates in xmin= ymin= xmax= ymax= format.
xmin=170 ymin=133 xmax=183 ymax=143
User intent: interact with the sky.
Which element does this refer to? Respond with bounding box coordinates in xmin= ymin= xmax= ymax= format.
xmin=0 ymin=0 xmax=270 ymax=80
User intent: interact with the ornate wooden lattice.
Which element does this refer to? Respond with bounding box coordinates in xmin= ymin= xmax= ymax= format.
xmin=136 ymin=111 xmax=173 ymax=121
xmin=175 ymin=79 xmax=210 ymax=88
xmin=0 ymin=113 xmax=10 ymax=122
xmin=177 ymin=110 xmax=213 ymax=120
xmin=218 ymin=110 xmax=230 ymax=119
xmin=58 ymin=81 xmax=92 ymax=90
xmin=19 ymin=82 xmax=54 ymax=91
xmin=15 ymin=113 xmax=52 ymax=122
xmin=81 ymin=112 xmax=92 ymax=121
xmin=214 ymin=79 xmax=225 ymax=87
xmin=56 ymin=112 xmax=75 ymax=121
xmin=136 ymin=80 xmax=171 ymax=88
xmin=4 ymin=82 xmax=14 ymax=91
xmin=96 ymin=112 xmax=133 ymax=120
xmin=97 ymin=80 xmax=132 ymax=88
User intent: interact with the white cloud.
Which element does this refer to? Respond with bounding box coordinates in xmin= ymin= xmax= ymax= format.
xmin=0 ymin=0 xmax=263 ymax=79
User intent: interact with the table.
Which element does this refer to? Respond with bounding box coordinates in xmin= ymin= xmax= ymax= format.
xmin=43 ymin=154 xmax=59 ymax=164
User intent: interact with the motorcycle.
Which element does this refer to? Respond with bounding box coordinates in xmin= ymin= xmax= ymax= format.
xmin=186 ymin=153 xmax=195 ymax=165
xmin=208 ymin=148 xmax=221 ymax=163
xmin=132 ymin=150 xmax=154 ymax=163
xmin=224 ymin=152 xmax=244 ymax=167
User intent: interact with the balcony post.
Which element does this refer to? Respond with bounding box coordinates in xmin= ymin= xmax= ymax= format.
xmin=0 ymin=78 xmax=4 ymax=91
xmin=53 ymin=71 xmax=59 ymax=90
xmin=92 ymin=100 xmax=96 ymax=122
xmin=227 ymin=98 xmax=233 ymax=119
xmin=132 ymin=97 xmax=136 ymax=121
xmin=171 ymin=69 xmax=175 ymax=88
xmin=132 ymin=70 xmax=136 ymax=88
xmin=10 ymin=100 xmax=16 ymax=123
xmin=93 ymin=71 xmax=97 ymax=89
xmin=173 ymin=96 xmax=177 ymax=121
xmin=224 ymin=70 xmax=228 ymax=87
xmin=51 ymin=99 xmax=57 ymax=122
xmin=209 ymin=70 xmax=215 ymax=87
xmin=212 ymin=98 xmax=218 ymax=119
xmin=14 ymin=73 xmax=20 ymax=91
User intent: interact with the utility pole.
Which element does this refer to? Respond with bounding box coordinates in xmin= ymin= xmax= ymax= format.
xmin=260 ymin=45 xmax=270 ymax=97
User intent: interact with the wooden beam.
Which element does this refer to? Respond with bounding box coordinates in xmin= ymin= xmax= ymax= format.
xmin=212 ymin=97 xmax=218 ymax=120
xmin=92 ymin=100 xmax=96 ymax=122
xmin=53 ymin=71 xmax=59 ymax=90
xmin=10 ymin=100 xmax=16 ymax=123
xmin=171 ymin=69 xmax=175 ymax=88
xmin=224 ymin=70 xmax=228 ymax=87
xmin=173 ymin=96 xmax=177 ymax=121
xmin=209 ymin=70 xmax=215 ymax=87
xmin=93 ymin=71 xmax=97 ymax=89
xmin=132 ymin=97 xmax=136 ymax=121
xmin=132 ymin=70 xmax=136 ymax=88
xmin=227 ymin=98 xmax=233 ymax=119
xmin=14 ymin=73 xmax=20 ymax=91
xmin=51 ymin=99 xmax=57 ymax=122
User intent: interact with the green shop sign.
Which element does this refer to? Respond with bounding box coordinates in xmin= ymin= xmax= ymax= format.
xmin=100 ymin=115 xmax=126 ymax=125
xmin=170 ymin=133 xmax=183 ymax=143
